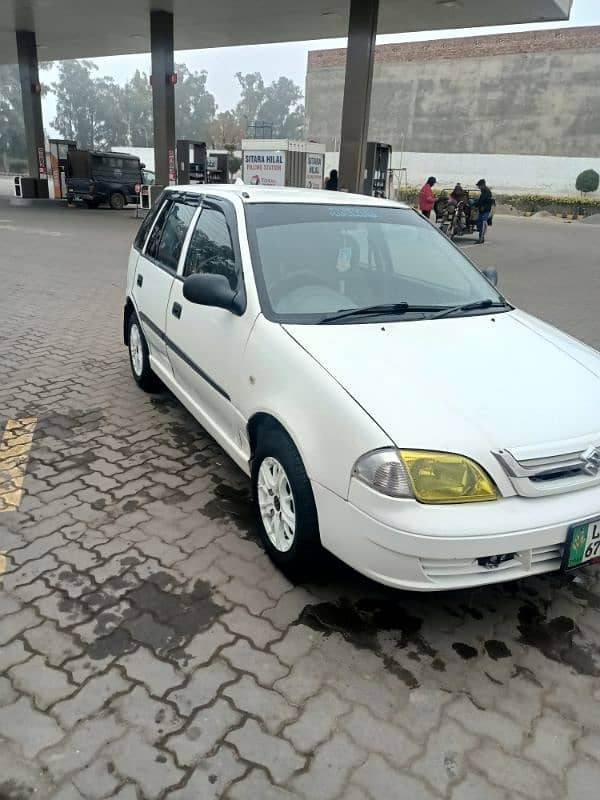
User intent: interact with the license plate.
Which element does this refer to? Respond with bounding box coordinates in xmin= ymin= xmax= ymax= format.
xmin=563 ymin=517 xmax=600 ymax=570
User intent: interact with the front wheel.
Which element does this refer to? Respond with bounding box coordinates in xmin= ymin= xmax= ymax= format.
xmin=252 ymin=428 xmax=322 ymax=580
xmin=127 ymin=313 xmax=162 ymax=392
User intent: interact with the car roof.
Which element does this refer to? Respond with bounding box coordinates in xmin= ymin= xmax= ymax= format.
xmin=163 ymin=184 xmax=410 ymax=209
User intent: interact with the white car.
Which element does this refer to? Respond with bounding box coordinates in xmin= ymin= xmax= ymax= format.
xmin=124 ymin=185 xmax=600 ymax=591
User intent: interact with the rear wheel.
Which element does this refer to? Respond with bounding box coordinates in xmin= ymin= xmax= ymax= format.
xmin=252 ymin=428 xmax=322 ymax=580
xmin=110 ymin=192 xmax=126 ymax=210
xmin=128 ymin=313 xmax=162 ymax=392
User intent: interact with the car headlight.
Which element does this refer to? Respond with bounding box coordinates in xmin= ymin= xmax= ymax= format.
xmin=353 ymin=449 xmax=498 ymax=504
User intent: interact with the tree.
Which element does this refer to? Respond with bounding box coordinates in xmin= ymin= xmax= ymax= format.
xmin=0 ymin=65 xmax=26 ymax=172
xmin=234 ymin=72 xmax=304 ymax=139
xmin=51 ymin=60 xmax=125 ymax=149
xmin=228 ymin=155 xmax=242 ymax=178
xmin=234 ymin=72 xmax=265 ymax=130
xmin=576 ymin=169 xmax=599 ymax=195
xmin=120 ymin=70 xmax=153 ymax=147
xmin=208 ymin=110 xmax=245 ymax=148
xmin=260 ymin=77 xmax=304 ymax=139
xmin=175 ymin=63 xmax=216 ymax=141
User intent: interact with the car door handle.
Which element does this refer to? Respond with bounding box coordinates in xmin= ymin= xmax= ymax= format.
xmin=172 ymin=302 xmax=182 ymax=319
xmin=136 ymin=274 xmax=143 ymax=287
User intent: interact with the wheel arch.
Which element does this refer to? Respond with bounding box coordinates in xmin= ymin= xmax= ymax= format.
xmin=247 ymin=412 xmax=303 ymax=466
xmin=123 ymin=297 xmax=135 ymax=345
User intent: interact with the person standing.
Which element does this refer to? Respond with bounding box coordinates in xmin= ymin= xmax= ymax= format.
xmin=475 ymin=178 xmax=493 ymax=244
xmin=418 ymin=176 xmax=436 ymax=218
xmin=325 ymin=169 xmax=338 ymax=191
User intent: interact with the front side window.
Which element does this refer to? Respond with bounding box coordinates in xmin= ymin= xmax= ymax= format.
xmin=245 ymin=203 xmax=505 ymax=323
xmin=183 ymin=205 xmax=238 ymax=289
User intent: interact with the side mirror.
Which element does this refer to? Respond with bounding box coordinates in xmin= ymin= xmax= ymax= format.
xmin=183 ymin=273 xmax=241 ymax=313
xmin=481 ymin=267 xmax=498 ymax=287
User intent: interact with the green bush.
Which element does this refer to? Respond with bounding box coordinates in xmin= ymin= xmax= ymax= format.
xmin=576 ymin=169 xmax=600 ymax=195
xmin=497 ymin=193 xmax=600 ymax=216
xmin=7 ymin=158 xmax=27 ymax=174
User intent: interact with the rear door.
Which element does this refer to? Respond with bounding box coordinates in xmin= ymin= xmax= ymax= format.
xmin=132 ymin=194 xmax=198 ymax=378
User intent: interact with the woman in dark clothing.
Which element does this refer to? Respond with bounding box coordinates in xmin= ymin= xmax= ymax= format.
xmin=325 ymin=169 xmax=338 ymax=190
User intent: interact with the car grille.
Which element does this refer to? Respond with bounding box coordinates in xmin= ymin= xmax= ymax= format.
xmin=420 ymin=542 xmax=563 ymax=587
xmin=493 ymin=443 xmax=600 ymax=497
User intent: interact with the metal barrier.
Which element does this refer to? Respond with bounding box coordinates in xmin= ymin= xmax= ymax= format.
xmin=138 ymin=184 xmax=165 ymax=212
xmin=13 ymin=175 xmax=49 ymax=199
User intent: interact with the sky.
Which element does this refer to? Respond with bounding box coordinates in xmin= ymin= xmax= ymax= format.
xmin=41 ymin=0 xmax=597 ymax=136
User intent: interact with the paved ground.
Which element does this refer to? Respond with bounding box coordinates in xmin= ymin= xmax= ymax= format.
xmin=1 ymin=199 xmax=600 ymax=800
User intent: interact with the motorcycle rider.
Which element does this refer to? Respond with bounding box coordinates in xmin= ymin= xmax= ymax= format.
xmin=475 ymin=179 xmax=493 ymax=244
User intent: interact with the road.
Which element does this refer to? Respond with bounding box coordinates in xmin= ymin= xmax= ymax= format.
xmin=0 ymin=200 xmax=599 ymax=800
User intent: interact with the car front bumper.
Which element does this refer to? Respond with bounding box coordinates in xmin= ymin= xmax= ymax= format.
xmin=313 ymin=478 xmax=600 ymax=591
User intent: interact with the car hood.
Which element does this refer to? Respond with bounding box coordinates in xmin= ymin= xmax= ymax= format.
xmin=284 ymin=310 xmax=600 ymax=454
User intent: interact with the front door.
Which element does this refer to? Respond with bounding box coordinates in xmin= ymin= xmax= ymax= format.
xmin=165 ymin=197 xmax=254 ymax=447
xmin=133 ymin=195 xmax=197 ymax=378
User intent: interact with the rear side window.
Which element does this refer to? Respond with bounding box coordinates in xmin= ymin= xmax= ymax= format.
xmin=146 ymin=200 xmax=196 ymax=271
xmin=134 ymin=193 xmax=166 ymax=252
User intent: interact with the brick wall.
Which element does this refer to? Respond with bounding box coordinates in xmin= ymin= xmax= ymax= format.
xmin=307 ymin=26 xmax=600 ymax=70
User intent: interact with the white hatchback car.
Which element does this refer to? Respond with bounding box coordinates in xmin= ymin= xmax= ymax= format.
xmin=124 ymin=185 xmax=600 ymax=591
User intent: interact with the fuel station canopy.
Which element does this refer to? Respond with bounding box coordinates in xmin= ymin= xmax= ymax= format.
xmin=0 ymin=0 xmax=572 ymax=64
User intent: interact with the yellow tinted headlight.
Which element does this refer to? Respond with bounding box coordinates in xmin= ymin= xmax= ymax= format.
xmin=399 ymin=450 xmax=498 ymax=504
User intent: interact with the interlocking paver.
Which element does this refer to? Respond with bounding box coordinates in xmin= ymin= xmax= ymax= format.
xmin=169 ymin=659 xmax=237 ymax=716
xmin=450 ymin=774 xmax=508 ymax=800
xmin=291 ymin=732 xmax=364 ymax=799
xmin=227 ymin=769 xmax=302 ymax=799
xmin=0 ymin=696 xmax=64 ymax=758
xmin=225 ymin=675 xmax=296 ymax=734
xmin=0 ymin=675 xmax=18 ymax=706
xmin=167 ymin=744 xmax=245 ymax=800
xmin=565 ymin=759 xmax=600 ymax=800
xmin=104 ymin=730 xmax=184 ymax=800
xmin=352 ymin=754 xmax=440 ymax=800
xmin=52 ymin=669 xmax=130 ymax=727
xmin=410 ymin=718 xmax=478 ymax=796
xmin=70 ymin=756 xmax=121 ymax=799
xmin=40 ymin=713 xmax=125 ymax=780
xmin=117 ymin=646 xmax=184 ymax=696
xmin=166 ymin=698 xmax=241 ymax=765
xmin=221 ymin=639 xmax=288 ymax=688
xmin=9 ymin=655 xmax=76 ymax=710
xmin=23 ymin=620 xmax=83 ymax=666
xmin=0 ymin=607 xmax=40 ymax=644
xmin=447 ymin=695 xmax=523 ymax=752
xmin=178 ymin=622 xmax=234 ymax=671
xmin=226 ymin=719 xmax=305 ymax=783
xmin=468 ymin=743 xmax=560 ymax=800
xmin=220 ymin=606 xmax=280 ymax=649
xmin=109 ymin=685 xmax=183 ymax=742
xmin=284 ymin=689 xmax=350 ymax=753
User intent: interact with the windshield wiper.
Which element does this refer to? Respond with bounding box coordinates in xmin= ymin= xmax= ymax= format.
xmin=430 ymin=299 xmax=509 ymax=320
xmin=319 ymin=303 xmax=438 ymax=324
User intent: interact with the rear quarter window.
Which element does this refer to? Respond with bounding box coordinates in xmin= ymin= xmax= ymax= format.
xmin=133 ymin=192 xmax=166 ymax=252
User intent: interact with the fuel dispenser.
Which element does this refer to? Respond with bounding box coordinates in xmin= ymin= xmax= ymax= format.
xmin=207 ymin=152 xmax=230 ymax=183
xmin=176 ymin=140 xmax=208 ymax=184
xmin=48 ymin=139 xmax=77 ymax=199
xmin=363 ymin=142 xmax=392 ymax=198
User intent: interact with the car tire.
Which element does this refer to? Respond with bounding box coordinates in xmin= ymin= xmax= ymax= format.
xmin=127 ymin=313 xmax=162 ymax=392
xmin=110 ymin=192 xmax=126 ymax=210
xmin=252 ymin=427 xmax=322 ymax=580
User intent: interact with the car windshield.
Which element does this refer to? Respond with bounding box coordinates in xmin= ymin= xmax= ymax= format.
xmin=245 ymin=202 xmax=505 ymax=323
